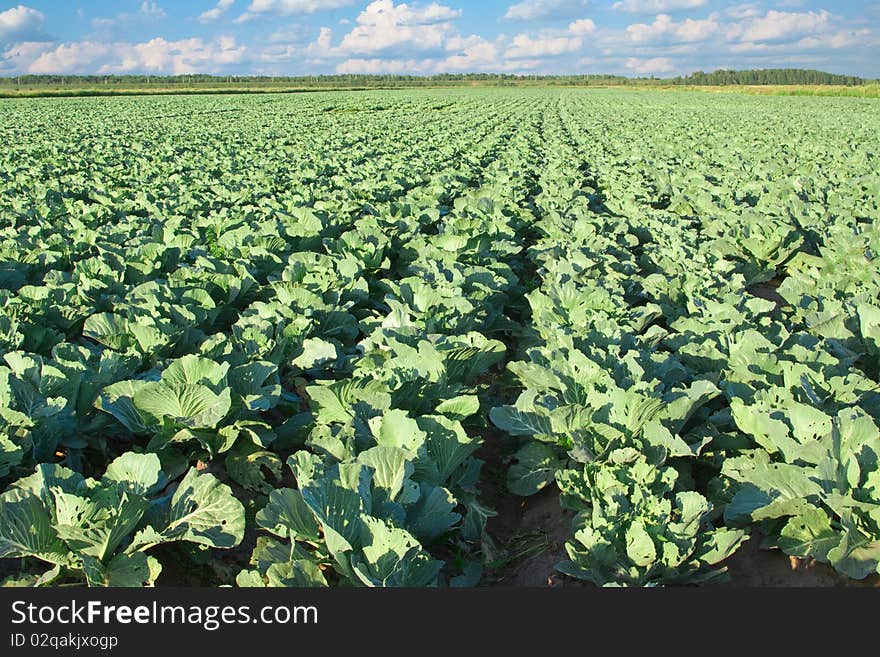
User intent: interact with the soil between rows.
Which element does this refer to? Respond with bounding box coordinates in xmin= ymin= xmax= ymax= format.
xmin=477 ymin=435 xmax=880 ymax=588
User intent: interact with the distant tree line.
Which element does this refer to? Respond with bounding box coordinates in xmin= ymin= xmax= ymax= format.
xmin=0 ymin=69 xmax=866 ymax=88
xmin=666 ymin=69 xmax=864 ymax=86
xmin=0 ymin=73 xmax=631 ymax=87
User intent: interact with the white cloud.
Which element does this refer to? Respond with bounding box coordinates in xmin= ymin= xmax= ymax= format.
xmin=332 ymin=1 xmax=461 ymax=55
xmin=626 ymin=13 xmax=720 ymax=44
xmin=336 ymin=56 xmax=433 ymax=73
xmin=495 ymin=58 xmax=549 ymax=72
xmin=306 ymin=25 xmax=335 ymax=55
xmin=676 ymin=17 xmax=719 ymax=42
xmin=200 ymin=0 xmax=236 ymax=22
xmin=626 ymin=15 xmax=674 ymax=42
xmin=440 ymin=36 xmax=500 ymax=70
xmin=568 ymin=18 xmax=596 ymax=35
xmin=237 ymin=0 xmax=356 ymax=22
xmin=502 ymin=15 xmax=594 ymax=59
xmin=619 ymin=8 xmax=858 ymax=57
xmin=506 ymin=33 xmax=583 ymax=59
xmin=308 ymin=0 xmax=591 ymax=73
xmin=724 ymin=3 xmax=762 ymax=20
xmin=335 ymin=49 xmax=555 ymax=75
xmin=24 ymin=36 xmax=246 ymax=75
xmin=608 ymin=8 xmax=872 ymax=77
xmin=0 ymin=5 xmax=45 ymax=42
xmin=139 ymin=2 xmax=166 ymax=19
xmin=625 ymin=56 xmax=675 ymax=73
xmin=729 ymin=28 xmax=873 ymax=53
xmin=504 ymin=0 xmax=589 ymax=21
xmin=613 ymin=0 xmax=706 ymax=13
xmin=297 ymin=1 xmax=600 ymax=72
xmin=730 ymin=10 xmax=832 ymax=43
xmin=796 ymin=28 xmax=872 ymax=50
xmin=0 ymin=40 xmax=52 ymax=72
xmin=25 ymin=42 xmax=106 ymax=74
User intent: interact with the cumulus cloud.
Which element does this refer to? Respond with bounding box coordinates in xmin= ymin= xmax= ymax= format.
xmin=309 ymin=1 xmax=462 ymax=56
xmin=568 ymin=18 xmax=596 ymax=35
xmin=305 ymin=26 xmax=335 ymax=55
xmin=336 ymin=56 xmax=434 ymax=73
xmin=503 ymin=19 xmax=595 ymax=60
xmin=724 ymin=3 xmax=762 ymax=20
xmin=796 ymin=28 xmax=872 ymax=51
xmin=0 ymin=40 xmax=52 ymax=73
xmin=335 ymin=45 xmax=549 ymax=75
xmin=621 ymin=8 xmax=857 ymax=55
xmin=200 ymin=0 xmax=236 ymax=22
xmin=506 ymin=33 xmax=583 ymax=59
xmin=440 ymin=36 xmax=500 ymax=71
xmin=21 ymin=42 xmax=103 ymax=73
xmin=312 ymin=2 xmax=598 ymax=73
xmin=625 ymin=56 xmax=675 ymax=73
xmin=613 ymin=0 xmax=706 ymax=13
xmin=729 ymin=27 xmax=872 ymax=54
xmin=318 ymin=0 xmax=592 ymax=74
xmin=504 ymin=0 xmax=589 ymax=21
xmin=609 ymin=7 xmax=873 ymax=78
xmin=0 ymin=5 xmax=45 ymax=42
xmin=729 ymin=9 xmax=832 ymax=43
xmin=626 ymin=14 xmax=720 ymax=44
xmin=20 ymin=36 xmax=246 ymax=75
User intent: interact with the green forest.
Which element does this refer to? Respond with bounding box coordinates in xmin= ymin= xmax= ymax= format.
xmin=0 ymin=68 xmax=868 ymax=90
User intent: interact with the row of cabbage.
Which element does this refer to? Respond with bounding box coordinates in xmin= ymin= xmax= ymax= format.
xmin=0 ymin=91 xmax=546 ymax=586
xmin=235 ymin=96 xmax=548 ymax=587
xmin=489 ymin=93 xmax=880 ymax=584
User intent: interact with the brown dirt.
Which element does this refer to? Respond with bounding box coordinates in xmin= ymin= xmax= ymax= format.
xmin=476 ymin=430 xmax=880 ymax=588
xmin=719 ymin=536 xmax=880 ymax=588
xmin=483 ymin=485 xmax=880 ymax=587
xmin=483 ymin=484 xmax=578 ymax=587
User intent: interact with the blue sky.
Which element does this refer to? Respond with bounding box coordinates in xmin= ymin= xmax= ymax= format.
xmin=0 ymin=1 xmax=877 ymax=77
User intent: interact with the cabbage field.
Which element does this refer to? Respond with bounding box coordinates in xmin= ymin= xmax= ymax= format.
xmin=0 ymin=88 xmax=878 ymax=588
